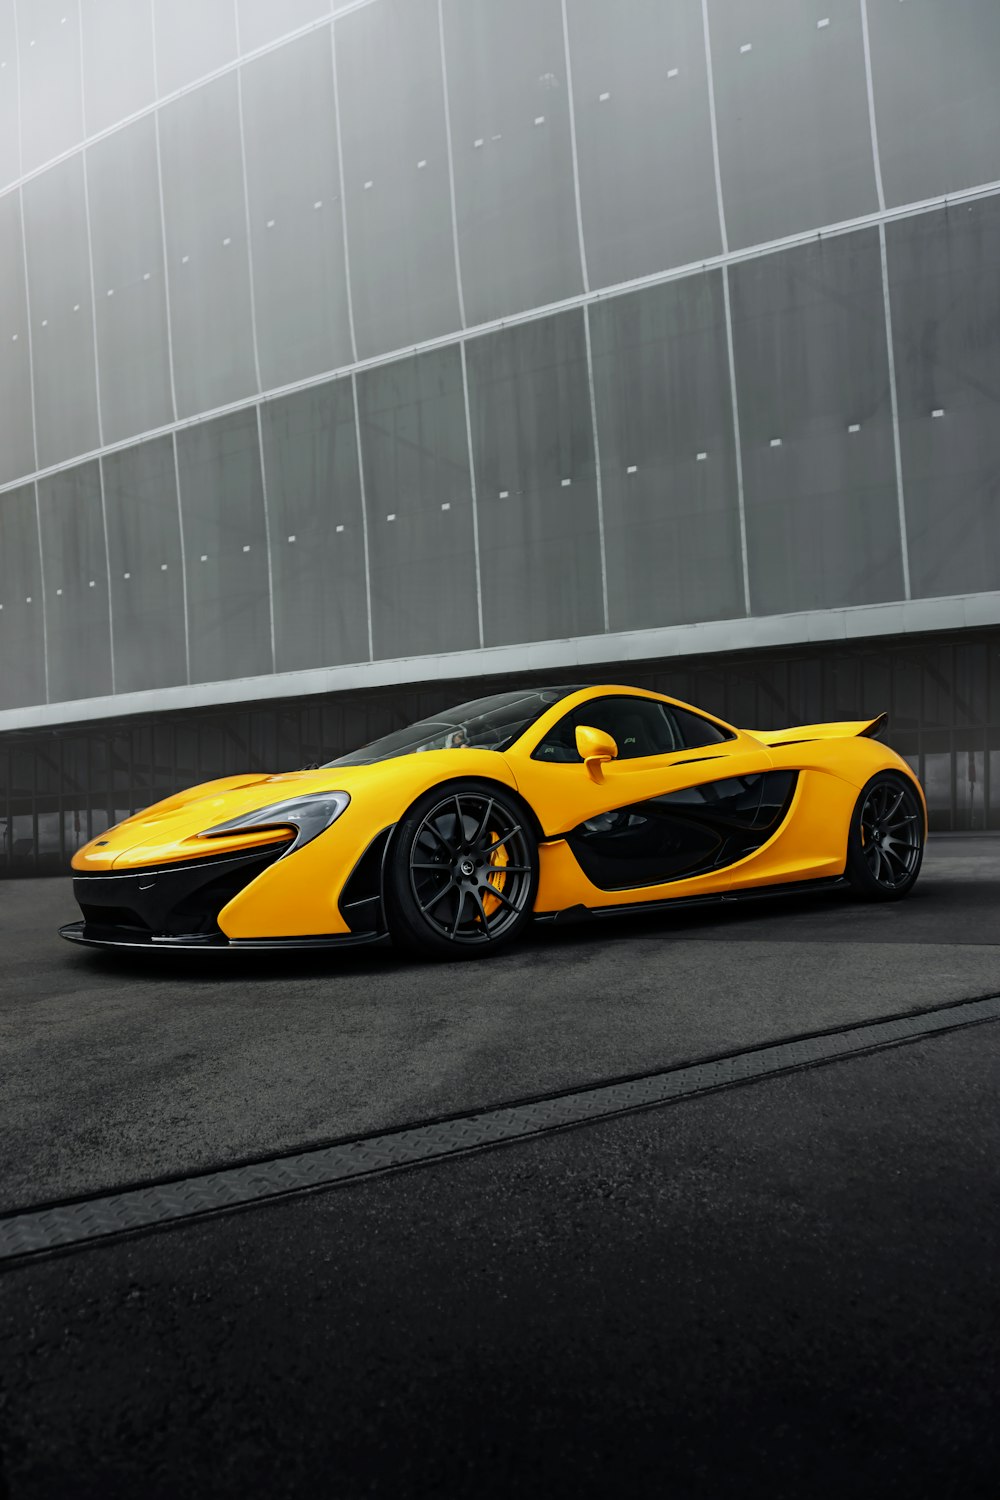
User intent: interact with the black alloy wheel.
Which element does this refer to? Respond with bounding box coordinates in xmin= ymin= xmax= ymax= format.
xmin=845 ymin=772 xmax=924 ymax=900
xmin=386 ymin=781 xmax=538 ymax=957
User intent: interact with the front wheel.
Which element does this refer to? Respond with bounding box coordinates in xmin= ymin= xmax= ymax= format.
xmin=385 ymin=781 xmax=539 ymax=958
xmin=845 ymin=772 xmax=924 ymax=901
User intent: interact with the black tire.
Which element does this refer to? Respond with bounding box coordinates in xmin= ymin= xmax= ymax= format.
xmin=845 ymin=771 xmax=925 ymax=901
xmin=385 ymin=780 xmax=539 ymax=958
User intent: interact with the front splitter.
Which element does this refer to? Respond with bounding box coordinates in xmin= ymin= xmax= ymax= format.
xmin=58 ymin=921 xmax=390 ymax=953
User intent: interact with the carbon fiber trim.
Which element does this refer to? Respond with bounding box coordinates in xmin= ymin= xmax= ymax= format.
xmin=3 ymin=993 xmax=998 ymax=1264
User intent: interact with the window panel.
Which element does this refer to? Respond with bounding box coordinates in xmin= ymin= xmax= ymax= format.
xmin=153 ymin=0 xmax=237 ymax=97
xmin=892 ymin=653 xmax=923 ymax=730
xmin=260 ymin=381 xmax=370 ymax=672
xmin=18 ymin=0 xmax=84 ymax=175
xmin=953 ymin=641 xmax=988 ymax=729
xmin=175 ymin=410 xmax=272 ymax=685
xmin=989 ymin=729 xmax=1000 ymax=830
xmin=466 ymin=311 xmax=605 ymax=648
xmin=535 ymin=696 xmax=730 ymax=762
xmin=337 ymin=0 xmax=460 ymax=358
xmin=158 ymin=74 xmax=258 ymax=417
xmin=37 ymin=462 xmax=113 ymax=705
xmin=241 ymin=29 xmax=352 ymax=388
xmin=80 ymin=0 xmax=156 ymax=137
xmin=821 ymin=656 xmax=862 ymax=724
xmin=921 ymin=644 xmax=967 ymax=734
xmin=0 ymin=484 xmax=46 ymax=709
xmin=988 ymin=644 xmax=1000 ymax=728
xmin=237 ymin=0 xmax=330 ymax=54
xmin=860 ymin=651 xmax=892 ymax=726
xmin=442 ymin=0 xmax=582 ymax=324
xmin=0 ymin=191 xmax=35 ymax=485
xmin=103 ymin=437 xmax=187 ymax=694
xmin=358 ymin=348 xmax=479 ymax=661
xmin=567 ymin=0 xmax=722 ymax=290
xmin=886 ymin=200 xmax=1000 ymax=600
xmin=22 ymin=155 xmax=101 ymax=469
xmin=86 ymin=118 xmax=173 ymax=444
xmin=729 ymin=229 xmax=905 ymax=616
xmin=589 ymin=271 xmax=744 ymax=633
xmin=868 ymin=0 xmax=1000 ymax=208
xmin=706 ymin=0 xmax=878 ymax=251
xmin=922 ymin=729 xmax=952 ymax=831
xmin=0 ymin=0 xmax=19 ymax=189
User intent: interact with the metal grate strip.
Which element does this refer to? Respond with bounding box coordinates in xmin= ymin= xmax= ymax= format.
xmin=3 ymin=994 xmax=999 ymax=1264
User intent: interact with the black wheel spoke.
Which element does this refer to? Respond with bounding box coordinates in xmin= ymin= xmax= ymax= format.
xmin=484 ymin=825 xmax=522 ymax=854
xmin=469 ymin=798 xmax=494 ymax=851
xmin=423 ymin=820 xmax=453 ymax=857
xmin=450 ymin=887 xmax=467 ymax=936
xmin=419 ymin=883 xmax=453 ymax=915
xmin=480 ymin=881 xmax=520 ymax=915
xmin=470 ymin=886 xmax=492 ymax=937
xmin=453 ymin=796 xmax=467 ymax=851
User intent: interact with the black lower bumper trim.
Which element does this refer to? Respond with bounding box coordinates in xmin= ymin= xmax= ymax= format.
xmin=68 ymin=845 xmax=287 ymax=942
xmin=59 ymin=920 xmax=388 ymax=953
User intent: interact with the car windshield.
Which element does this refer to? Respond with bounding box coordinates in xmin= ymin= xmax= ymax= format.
xmin=324 ymin=686 xmax=584 ymax=766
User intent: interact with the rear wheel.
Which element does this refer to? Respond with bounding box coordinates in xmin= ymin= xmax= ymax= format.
xmin=845 ymin=772 xmax=924 ymax=900
xmin=386 ymin=781 xmax=538 ymax=958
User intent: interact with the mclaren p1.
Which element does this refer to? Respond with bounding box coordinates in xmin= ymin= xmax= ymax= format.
xmin=60 ymin=684 xmax=927 ymax=958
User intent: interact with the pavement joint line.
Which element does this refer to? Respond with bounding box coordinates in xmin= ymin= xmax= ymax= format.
xmin=2 ymin=993 xmax=1000 ymax=1266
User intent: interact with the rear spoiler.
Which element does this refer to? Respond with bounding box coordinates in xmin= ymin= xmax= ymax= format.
xmin=751 ymin=713 xmax=888 ymax=747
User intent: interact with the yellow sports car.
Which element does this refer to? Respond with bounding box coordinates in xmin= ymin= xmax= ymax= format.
xmin=61 ymin=684 xmax=927 ymax=958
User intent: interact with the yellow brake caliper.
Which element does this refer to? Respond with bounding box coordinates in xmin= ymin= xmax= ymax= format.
xmin=480 ymin=833 xmax=510 ymax=919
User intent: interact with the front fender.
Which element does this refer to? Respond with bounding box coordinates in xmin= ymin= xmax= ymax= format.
xmin=217 ymin=751 xmax=520 ymax=939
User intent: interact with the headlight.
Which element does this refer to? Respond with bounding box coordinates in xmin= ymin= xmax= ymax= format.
xmin=196 ymin=792 xmax=351 ymax=854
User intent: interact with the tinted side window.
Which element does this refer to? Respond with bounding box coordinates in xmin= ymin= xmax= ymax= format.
xmin=533 ymin=697 xmax=684 ymax=762
xmin=671 ymin=705 xmax=734 ymax=749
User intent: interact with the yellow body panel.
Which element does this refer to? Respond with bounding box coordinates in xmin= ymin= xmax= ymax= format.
xmin=751 ymin=717 xmax=883 ymax=746
xmin=69 ymin=684 xmax=926 ymax=942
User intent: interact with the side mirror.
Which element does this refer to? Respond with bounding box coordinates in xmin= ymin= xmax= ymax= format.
xmin=575 ymin=725 xmax=618 ymax=784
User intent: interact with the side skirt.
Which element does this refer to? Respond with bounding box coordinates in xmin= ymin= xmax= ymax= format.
xmin=533 ymin=875 xmax=849 ymax=926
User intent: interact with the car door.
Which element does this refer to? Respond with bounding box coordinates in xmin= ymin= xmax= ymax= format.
xmin=512 ymin=693 xmax=784 ymax=907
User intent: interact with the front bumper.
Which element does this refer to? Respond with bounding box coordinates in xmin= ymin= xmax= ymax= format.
xmin=60 ymin=834 xmax=394 ymax=952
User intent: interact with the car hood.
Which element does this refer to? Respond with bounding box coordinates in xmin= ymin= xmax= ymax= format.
xmin=72 ymin=764 xmax=393 ymax=871
xmin=71 ymin=751 xmax=521 ymax=871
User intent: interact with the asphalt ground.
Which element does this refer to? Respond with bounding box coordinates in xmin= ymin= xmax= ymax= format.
xmin=1 ymin=835 xmax=999 ymax=1495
